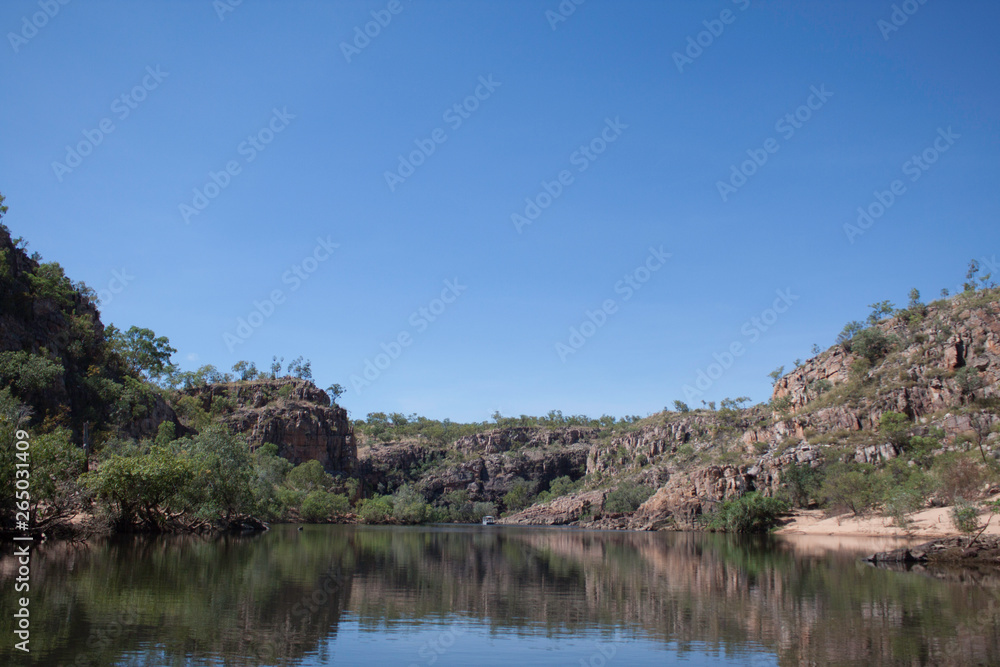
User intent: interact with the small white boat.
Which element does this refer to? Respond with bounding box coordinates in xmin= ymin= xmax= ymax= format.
xmin=481 ymin=515 xmax=496 ymax=525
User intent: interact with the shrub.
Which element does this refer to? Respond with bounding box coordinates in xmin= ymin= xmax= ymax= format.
xmin=357 ymin=495 xmax=393 ymax=523
xmin=852 ymin=328 xmax=895 ymax=365
xmin=392 ymin=485 xmax=430 ymax=524
xmin=604 ymin=482 xmax=655 ymax=514
xmin=0 ymin=351 xmax=64 ymax=396
xmin=300 ymin=490 xmax=336 ymax=522
xmin=502 ymin=478 xmax=537 ymax=512
xmin=536 ymin=475 xmax=581 ymax=503
xmin=951 ymin=497 xmax=981 ymax=535
xmin=286 ymin=460 xmax=334 ymax=491
xmin=471 ymin=502 xmax=497 ymax=521
xmin=820 ymin=462 xmax=883 ymax=516
xmin=780 ymin=463 xmax=824 ymax=508
xmin=879 ymin=412 xmax=911 ymax=448
xmin=708 ymin=492 xmax=788 ymax=533
xmin=933 ymin=453 xmax=987 ymax=503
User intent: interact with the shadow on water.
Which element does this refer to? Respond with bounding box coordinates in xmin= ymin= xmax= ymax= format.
xmin=2 ymin=525 xmax=999 ymax=665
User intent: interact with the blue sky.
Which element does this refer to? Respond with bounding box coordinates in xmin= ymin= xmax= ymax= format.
xmin=2 ymin=0 xmax=998 ymax=422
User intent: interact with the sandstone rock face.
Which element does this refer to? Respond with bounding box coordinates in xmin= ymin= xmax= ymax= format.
xmin=499 ymin=489 xmax=607 ymax=525
xmin=184 ymin=380 xmax=356 ymax=474
xmin=629 ymin=465 xmax=756 ymax=530
xmin=455 ymin=426 xmax=598 ymax=455
xmin=357 ymin=442 xmax=438 ymax=494
xmin=774 ymin=299 xmax=1000 ymax=419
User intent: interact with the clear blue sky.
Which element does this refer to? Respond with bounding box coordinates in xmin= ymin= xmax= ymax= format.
xmin=2 ymin=0 xmax=998 ymax=422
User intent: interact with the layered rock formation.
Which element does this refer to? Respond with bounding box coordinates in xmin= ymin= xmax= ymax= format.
xmin=182 ymin=379 xmax=356 ymax=474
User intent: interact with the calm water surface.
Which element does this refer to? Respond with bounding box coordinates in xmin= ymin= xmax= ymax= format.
xmin=2 ymin=525 xmax=999 ymax=666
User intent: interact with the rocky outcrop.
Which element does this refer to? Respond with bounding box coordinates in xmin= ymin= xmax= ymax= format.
xmin=183 ymin=379 xmax=356 ymax=474
xmin=628 ymin=465 xmax=756 ymax=530
xmin=455 ymin=426 xmax=598 ymax=455
xmin=420 ymin=446 xmax=589 ymax=503
xmin=774 ymin=298 xmax=1000 ymax=418
xmin=499 ymin=489 xmax=606 ymax=525
xmin=357 ymin=441 xmax=439 ymax=494
xmin=0 ymin=224 xmax=179 ymax=440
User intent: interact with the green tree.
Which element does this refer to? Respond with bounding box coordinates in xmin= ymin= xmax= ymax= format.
xmin=851 ymin=328 xmax=895 ymax=365
xmin=672 ymin=400 xmax=690 ymax=413
xmin=232 ymin=360 xmax=260 ymax=381
xmin=502 ymin=478 xmax=537 ymax=512
xmin=780 ymin=463 xmax=824 ymax=508
xmin=26 ymin=428 xmax=86 ymax=529
xmin=866 ymin=300 xmax=895 ymax=326
xmin=287 ymin=356 xmax=312 ymax=381
xmin=300 ymin=491 xmax=350 ymax=522
xmin=392 ymin=484 xmax=430 ymax=524
xmin=836 ymin=321 xmax=865 ymax=349
xmin=357 ymin=495 xmax=393 ymax=523
xmin=708 ymin=492 xmax=788 ymax=533
xmin=964 ymin=260 xmax=981 ymax=293
xmin=879 ymin=412 xmax=911 ymax=448
xmin=768 ymin=366 xmax=785 ymax=386
xmin=907 ymin=288 xmax=922 ymax=310
xmin=106 ymin=325 xmax=177 ymax=382
xmin=186 ymin=426 xmax=258 ymax=522
xmin=954 ymin=367 xmax=984 ymax=402
xmin=326 ymin=384 xmax=345 ymax=404
xmin=0 ymin=351 xmax=64 ymax=395
xmin=821 ymin=462 xmax=883 ymax=516
xmin=951 ymin=497 xmax=981 ymax=535
xmin=286 ymin=459 xmax=334 ymax=491
xmin=605 ymin=482 xmax=655 ymax=513
xmin=83 ymin=445 xmax=192 ymax=530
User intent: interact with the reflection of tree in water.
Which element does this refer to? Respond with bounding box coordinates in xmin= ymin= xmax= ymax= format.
xmin=0 ymin=530 xmax=355 ymax=666
xmin=2 ymin=526 xmax=1000 ymax=666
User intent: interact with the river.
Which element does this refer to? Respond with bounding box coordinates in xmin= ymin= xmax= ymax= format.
xmin=1 ymin=525 xmax=998 ymax=666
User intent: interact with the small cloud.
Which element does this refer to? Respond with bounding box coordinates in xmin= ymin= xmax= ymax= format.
xmin=186 ymin=353 xmax=199 ymax=362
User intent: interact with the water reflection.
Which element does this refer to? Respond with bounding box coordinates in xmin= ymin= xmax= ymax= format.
xmin=1 ymin=526 xmax=998 ymax=666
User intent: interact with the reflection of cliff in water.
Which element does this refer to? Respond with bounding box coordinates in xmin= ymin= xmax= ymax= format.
xmin=2 ymin=526 xmax=999 ymax=666
xmin=345 ymin=527 xmax=1000 ymax=666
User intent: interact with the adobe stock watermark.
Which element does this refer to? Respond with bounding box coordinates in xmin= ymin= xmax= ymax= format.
xmin=556 ymin=246 xmax=671 ymax=362
xmin=51 ymin=66 xmax=169 ymax=182
xmin=407 ymin=625 xmax=467 ymax=667
xmin=179 ymin=107 xmax=295 ymax=224
xmin=223 ymin=236 xmax=339 ymax=352
xmin=680 ymin=288 xmax=799 ymax=401
xmin=511 ymin=117 xmax=628 ymax=234
xmin=12 ymin=428 xmax=32 ymax=653
xmin=340 ymin=0 xmax=410 ymax=63
xmin=61 ymin=609 xmax=140 ymax=667
xmin=673 ymin=0 xmax=751 ymax=73
xmin=578 ymin=632 xmax=622 ymax=667
xmin=877 ymin=0 xmax=929 ymax=41
xmin=213 ymin=0 xmax=243 ymax=21
xmin=350 ymin=278 xmax=467 ymax=394
xmin=95 ymin=268 xmax=134 ymax=308
xmin=843 ymin=126 xmax=959 ymax=244
xmin=717 ymin=84 xmax=833 ymax=202
xmin=546 ymin=0 xmax=586 ymax=30
xmin=385 ymin=75 xmax=501 ymax=192
xmin=7 ymin=0 xmax=71 ymax=53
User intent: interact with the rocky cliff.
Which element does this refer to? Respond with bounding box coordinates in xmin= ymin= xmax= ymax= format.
xmin=180 ymin=379 xmax=356 ymax=474
xmin=499 ymin=291 xmax=1000 ymax=530
xmin=0 ymin=223 xmax=179 ymax=440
